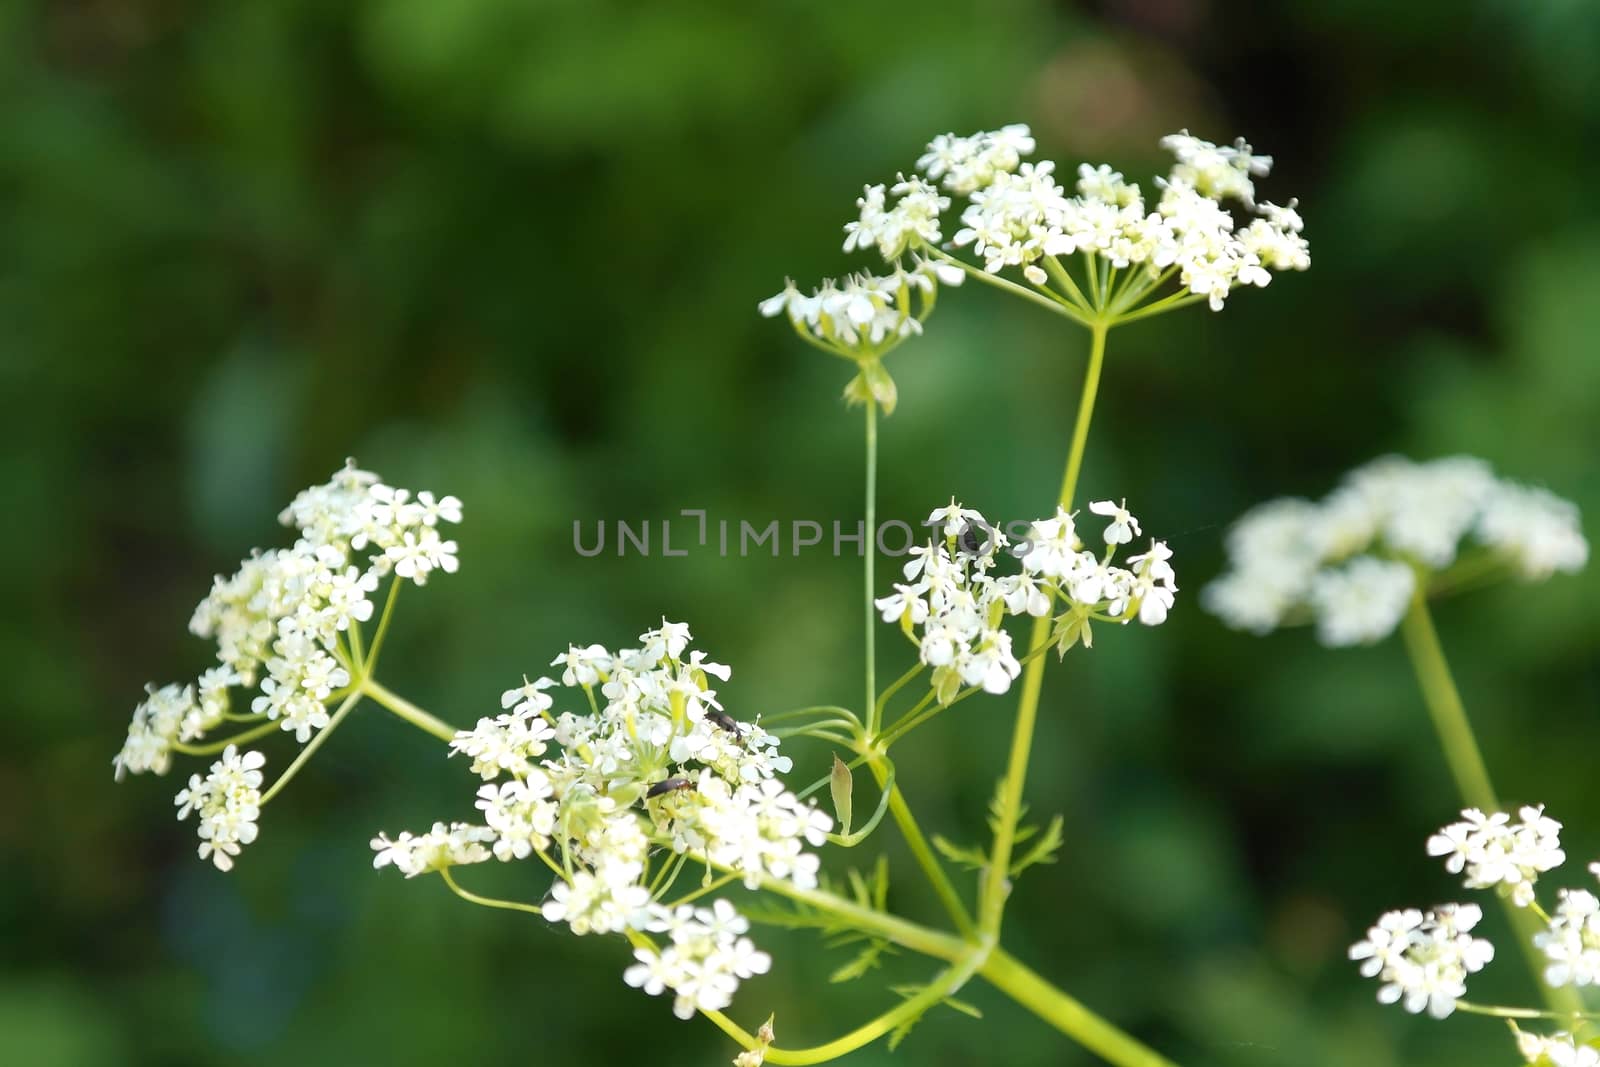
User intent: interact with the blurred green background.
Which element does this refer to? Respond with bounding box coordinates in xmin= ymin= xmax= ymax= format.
xmin=3 ymin=1 xmax=1598 ymax=1064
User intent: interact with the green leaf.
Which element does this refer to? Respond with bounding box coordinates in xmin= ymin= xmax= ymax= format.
xmin=828 ymin=938 xmax=894 ymax=983
xmin=931 ymin=835 xmax=988 ymax=872
xmin=829 ymin=753 xmax=854 ymax=836
xmin=1010 ymin=814 xmax=1065 ymax=877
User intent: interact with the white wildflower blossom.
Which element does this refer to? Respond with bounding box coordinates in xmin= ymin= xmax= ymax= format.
xmin=1348 ymin=903 xmax=1493 ymax=1019
xmin=1516 ymin=1032 xmax=1600 ymax=1066
xmin=916 ymin=124 xmax=1035 ymax=196
xmin=842 ymin=174 xmax=950 ymax=261
xmin=758 ymin=258 xmax=960 ymax=355
xmin=118 ymin=462 xmax=465 ymax=869
xmin=1427 ymin=806 xmax=1565 ymax=907
xmin=1089 ymin=499 xmax=1141 ymax=545
xmin=1207 ymin=456 xmax=1587 ymax=645
xmin=1160 ymin=130 xmax=1272 ymax=206
xmin=374 ymin=623 xmax=824 ymax=1024
xmin=876 ymin=502 xmax=1177 ymax=702
xmin=625 ymin=899 xmax=772 ymax=1020
xmin=1537 ymin=889 xmax=1600 ymax=988
xmin=173 ymin=745 xmax=266 ymax=872
xmin=369 ymin=821 xmax=494 ymax=878
xmin=475 ymin=776 xmax=558 ymax=861
xmin=114 ymin=683 xmax=198 ymax=780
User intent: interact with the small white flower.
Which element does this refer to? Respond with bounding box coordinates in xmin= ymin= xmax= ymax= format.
xmin=501 ymin=676 xmax=557 ymax=716
xmin=1089 ymin=499 xmax=1141 ymax=545
xmin=1349 ymin=903 xmax=1492 ymax=1019
xmin=1427 ymin=806 xmax=1564 ymax=907
xmin=174 ymin=745 xmax=267 ymax=872
xmin=370 ymin=821 xmax=493 ymax=878
xmin=1537 ymin=889 xmax=1600 ymax=988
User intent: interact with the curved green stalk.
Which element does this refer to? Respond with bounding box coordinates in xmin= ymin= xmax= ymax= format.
xmin=702 ymin=946 xmax=991 ymax=1066
xmin=172 ymin=718 xmax=280 ymax=756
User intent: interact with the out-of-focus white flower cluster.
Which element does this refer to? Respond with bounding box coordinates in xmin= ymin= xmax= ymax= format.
xmin=876 ymin=500 xmax=1177 ymax=704
xmin=1515 ymin=1031 xmax=1600 ymax=1067
xmin=371 ymin=622 xmax=829 ymax=1023
xmin=1348 ymin=903 xmax=1493 ymax=1019
xmin=843 ymin=124 xmax=1307 ymax=311
xmin=1427 ymin=806 xmax=1565 ymax=908
xmin=114 ymin=461 xmax=463 ymax=869
xmin=1204 ymin=456 xmax=1588 ymax=647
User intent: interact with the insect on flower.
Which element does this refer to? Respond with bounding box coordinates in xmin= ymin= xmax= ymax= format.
xmin=646 ymin=777 xmax=696 ymax=799
xmin=705 ymin=709 xmax=746 ymax=738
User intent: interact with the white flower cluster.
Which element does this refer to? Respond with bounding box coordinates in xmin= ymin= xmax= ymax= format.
xmin=846 ymin=124 xmax=1306 ymax=310
xmin=626 ymin=899 xmax=772 ymax=1020
xmin=1537 ymin=881 xmax=1600 ymax=988
xmin=877 ymin=501 xmax=1177 ymax=703
xmin=1427 ymin=806 xmax=1565 ymax=907
xmin=1348 ymin=903 xmax=1494 ymax=1019
xmin=173 ymin=745 xmax=266 ymax=872
xmin=115 ymin=461 xmax=463 ymax=870
xmin=1353 ymin=805 xmax=1600 ymax=1043
xmin=1516 ymin=1031 xmax=1600 ymax=1067
xmin=371 ymin=622 xmax=830 ymax=1023
xmin=758 ymin=256 xmax=963 ymax=354
xmin=1205 ymin=456 xmax=1588 ymax=647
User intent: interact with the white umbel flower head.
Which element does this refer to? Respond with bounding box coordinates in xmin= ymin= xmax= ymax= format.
xmin=1427 ymin=806 xmax=1565 ymax=907
xmin=624 ymin=899 xmax=772 ymax=1020
xmin=877 ymin=500 xmax=1177 ymax=701
xmin=1515 ymin=1031 xmax=1600 ymax=1066
xmin=1536 ymin=888 xmax=1600 ymax=988
xmin=173 ymin=745 xmax=266 ymax=872
xmin=370 ymin=821 xmax=494 ymax=878
xmin=119 ymin=461 xmax=466 ymax=856
xmin=1348 ymin=903 xmax=1493 ymax=1019
xmin=1206 ymin=456 xmax=1588 ymax=646
xmin=1308 ymin=556 xmax=1415 ymax=647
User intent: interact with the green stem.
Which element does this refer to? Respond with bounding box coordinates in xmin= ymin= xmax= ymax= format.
xmin=979 ymin=949 xmax=1177 ymax=1067
xmin=1042 ymin=254 xmax=1093 ymax=313
xmin=874 ymin=663 xmax=923 ymax=725
xmin=753 ymin=871 xmax=969 ymax=963
xmin=930 ymin=250 xmax=1092 ymax=327
xmin=1113 ymin=290 xmax=1204 ymax=326
xmin=703 ymin=946 xmax=991 ymax=1066
xmin=172 ymin=719 xmax=280 ymax=756
xmin=361 ymin=677 xmax=458 ymax=741
xmin=1399 ymin=586 xmax=1584 ymax=1019
xmin=364 ymin=579 xmax=403 ymax=673
xmin=863 ymin=754 xmax=977 ymax=939
xmin=878 ymin=643 xmax=1055 ymax=748
xmin=665 ymin=872 xmax=740 ymax=908
xmin=441 ymin=868 xmax=545 ymax=917
xmin=981 ymin=321 xmax=1107 ymax=935
xmin=1456 ymin=1001 xmax=1600 ymax=1022
xmin=260 ymin=690 xmax=362 ymax=804
xmin=864 ymin=400 xmax=880 ymax=736
xmin=1398 ymin=588 xmax=1496 ymax=809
